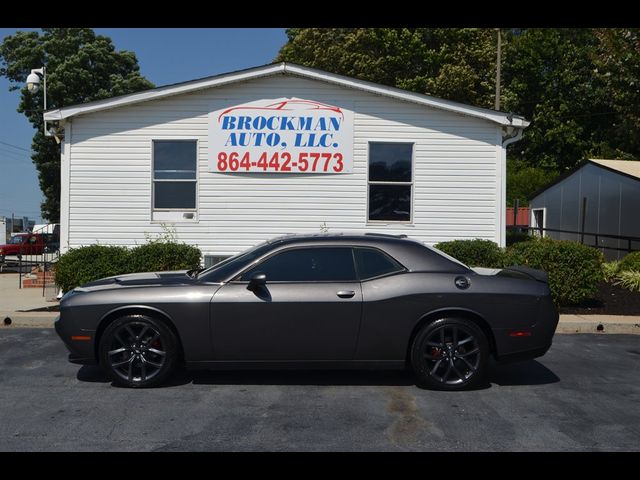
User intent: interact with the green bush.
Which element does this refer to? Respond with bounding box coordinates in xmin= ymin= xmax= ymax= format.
xmin=618 ymin=251 xmax=640 ymax=272
xmin=602 ymin=261 xmax=621 ymax=282
xmin=613 ymin=271 xmax=640 ymax=292
xmin=129 ymin=242 xmax=201 ymax=273
xmin=54 ymin=245 xmax=132 ymax=293
xmin=506 ymin=230 xmax=533 ymax=247
xmin=504 ymin=238 xmax=604 ymax=306
xmin=434 ymin=239 xmax=505 ymax=268
xmin=55 ymin=241 xmax=202 ymax=292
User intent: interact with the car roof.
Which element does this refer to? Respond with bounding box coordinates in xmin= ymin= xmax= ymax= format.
xmin=263 ymin=232 xmax=469 ymax=273
xmin=267 ymin=232 xmax=408 ymax=244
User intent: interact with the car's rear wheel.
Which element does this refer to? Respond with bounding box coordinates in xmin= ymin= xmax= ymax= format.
xmin=99 ymin=314 xmax=178 ymax=388
xmin=411 ymin=317 xmax=489 ymax=391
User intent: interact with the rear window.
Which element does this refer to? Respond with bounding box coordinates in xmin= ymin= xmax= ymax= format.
xmin=354 ymin=247 xmax=404 ymax=280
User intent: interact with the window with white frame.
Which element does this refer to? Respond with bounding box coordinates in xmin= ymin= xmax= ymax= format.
xmin=368 ymin=142 xmax=413 ymax=222
xmin=531 ymin=208 xmax=546 ymax=237
xmin=153 ymin=140 xmax=197 ymax=210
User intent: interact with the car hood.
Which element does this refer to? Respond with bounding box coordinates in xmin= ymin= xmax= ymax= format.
xmin=77 ymin=270 xmax=194 ymax=291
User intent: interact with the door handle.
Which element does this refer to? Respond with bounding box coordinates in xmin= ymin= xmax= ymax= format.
xmin=336 ymin=290 xmax=356 ymax=298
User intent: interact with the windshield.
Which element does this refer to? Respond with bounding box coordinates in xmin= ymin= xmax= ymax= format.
xmin=8 ymin=236 xmax=25 ymax=245
xmin=424 ymin=244 xmax=471 ymax=270
xmin=197 ymin=241 xmax=273 ymax=283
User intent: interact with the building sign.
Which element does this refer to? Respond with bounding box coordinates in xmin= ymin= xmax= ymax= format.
xmin=209 ymin=98 xmax=353 ymax=173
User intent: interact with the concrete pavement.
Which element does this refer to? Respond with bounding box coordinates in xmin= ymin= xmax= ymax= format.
xmin=556 ymin=314 xmax=640 ymax=334
xmin=0 ymin=273 xmax=58 ymax=327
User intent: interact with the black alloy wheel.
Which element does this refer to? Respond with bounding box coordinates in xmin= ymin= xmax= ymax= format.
xmin=411 ymin=317 xmax=489 ymax=391
xmin=99 ymin=314 xmax=178 ymax=388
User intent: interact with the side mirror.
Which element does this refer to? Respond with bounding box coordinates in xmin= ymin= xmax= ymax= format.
xmin=247 ymin=271 xmax=267 ymax=291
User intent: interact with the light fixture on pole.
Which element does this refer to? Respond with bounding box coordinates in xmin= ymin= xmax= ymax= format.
xmin=26 ymin=66 xmax=54 ymax=138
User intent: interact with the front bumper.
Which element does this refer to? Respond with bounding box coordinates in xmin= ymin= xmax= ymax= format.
xmin=54 ymin=314 xmax=97 ymax=365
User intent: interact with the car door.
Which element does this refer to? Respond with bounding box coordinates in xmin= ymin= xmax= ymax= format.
xmin=26 ymin=235 xmax=38 ymax=255
xmin=210 ymin=246 xmax=362 ymax=361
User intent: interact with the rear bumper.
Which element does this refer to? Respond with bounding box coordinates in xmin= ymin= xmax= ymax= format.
xmin=493 ymin=297 xmax=559 ymax=363
xmin=495 ymin=344 xmax=552 ymax=364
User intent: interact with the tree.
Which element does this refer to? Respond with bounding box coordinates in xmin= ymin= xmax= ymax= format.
xmin=592 ymin=28 xmax=640 ymax=158
xmin=276 ymin=28 xmax=499 ymax=108
xmin=506 ymin=160 xmax=558 ymax=207
xmin=0 ymin=28 xmax=154 ymax=222
xmin=501 ymin=29 xmax=613 ymax=172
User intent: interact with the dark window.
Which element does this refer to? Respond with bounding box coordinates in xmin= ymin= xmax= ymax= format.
xmin=153 ymin=140 xmax=197 ymax=209
xmin=368 ymin=185 xmax=411 ymax=222
xmin=154 ymin=182 xmax=197 ymax=209
xmin=369 ymin=143 xmax=412 ymax=182
xmin=368 ymin=142 xmax=413 ymax=222
xmin=354 ymin=248 xmax=404 ymax=280
xmin=241 ymin=247 xmax=357 ymax=282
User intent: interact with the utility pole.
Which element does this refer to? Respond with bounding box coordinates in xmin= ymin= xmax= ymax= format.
xmin=495 ymin=28 xmax=502 ymax=111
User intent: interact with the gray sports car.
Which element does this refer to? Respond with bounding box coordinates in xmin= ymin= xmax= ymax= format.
xmin=55 ymin=233 xmax=559 ymax=390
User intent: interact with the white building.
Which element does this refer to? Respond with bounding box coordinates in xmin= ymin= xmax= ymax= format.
xmin=44 ymin=63 xmax=529 ymax=264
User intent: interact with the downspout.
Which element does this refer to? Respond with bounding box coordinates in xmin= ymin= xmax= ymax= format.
xmin=500 ymin=126 xmax=525 ymax=247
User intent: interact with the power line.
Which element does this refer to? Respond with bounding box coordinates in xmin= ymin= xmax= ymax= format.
xmin=0 ymin=140 xmax=30 ymax=153
xmin=0 ymin=157 xmax=34 ymax=166
xmin=0 ymin=147 xmax=32 ymax=162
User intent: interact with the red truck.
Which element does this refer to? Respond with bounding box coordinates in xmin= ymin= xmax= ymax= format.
xmin=0 ymin=233 xmax=46 ymax=262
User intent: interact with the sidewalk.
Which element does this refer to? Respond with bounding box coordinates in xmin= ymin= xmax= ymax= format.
xmin=0 ymin=272 xmax=58 ymax=327
xmin=556 ymin=314 xmax=640 ymax=334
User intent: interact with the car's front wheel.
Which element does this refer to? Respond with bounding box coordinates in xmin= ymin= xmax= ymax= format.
xmin=411 ymin=317 xmax=489 ymax=391
xmin=99 ymin=314 xmax=179 ymax=388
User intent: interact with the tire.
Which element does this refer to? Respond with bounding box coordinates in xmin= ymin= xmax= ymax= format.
xmin=410 ymin=317 xmax=489 ymax=391
xmin=99 ymin=314 xmax=179 ymax=388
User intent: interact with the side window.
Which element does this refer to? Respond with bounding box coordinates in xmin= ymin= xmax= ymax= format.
xmin=368 ymin=142 xmax=413 ymax=222
xmin=153 ymin=140 xmax=197 ymax=210
xmin=354 ymin=247 xmax=404 ymax=280
xmin=241 ymin=247 xmax=357 ymax=282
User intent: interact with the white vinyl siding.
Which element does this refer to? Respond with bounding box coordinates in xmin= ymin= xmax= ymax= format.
xmin=65 ymin=74 xmax=502 ymax=256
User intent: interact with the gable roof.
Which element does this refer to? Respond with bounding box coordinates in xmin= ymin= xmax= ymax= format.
xmin=589 ymin=159 xmax=640 ymax=180
xmin=43 ymin=62 xmax=529 ymax=129
xmin=529 ymin=158 xmax=640 ymax=200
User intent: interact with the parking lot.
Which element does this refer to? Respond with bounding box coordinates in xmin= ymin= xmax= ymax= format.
xmin=0 ymin=329 xmax=638 ymax=451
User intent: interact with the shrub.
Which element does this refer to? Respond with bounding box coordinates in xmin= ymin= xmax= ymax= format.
xmin=55 ymin=241 xmax=202 ymax=292
xmin=504 ymin=238 xmax=604 ymax=306
xmin=129 ymin=242 xmax=201 ymax=273
xmin=602 ymin=261 xmax=621 ymax=283
xmin=618 ymin=251 xmax=640 ymax=272
xmin=434 ymin=239 xmax=505 ymax=268
xmin=506 ymin=230 xmax=533 ymax=247
xmin=54 ymin=245 xmax=132 ymax=293
xmin=613 ymin=271 xmax=640 ymax=292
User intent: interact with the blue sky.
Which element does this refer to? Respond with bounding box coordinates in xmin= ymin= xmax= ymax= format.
xmin=0 ymin=28 xmax=288 ymax=224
